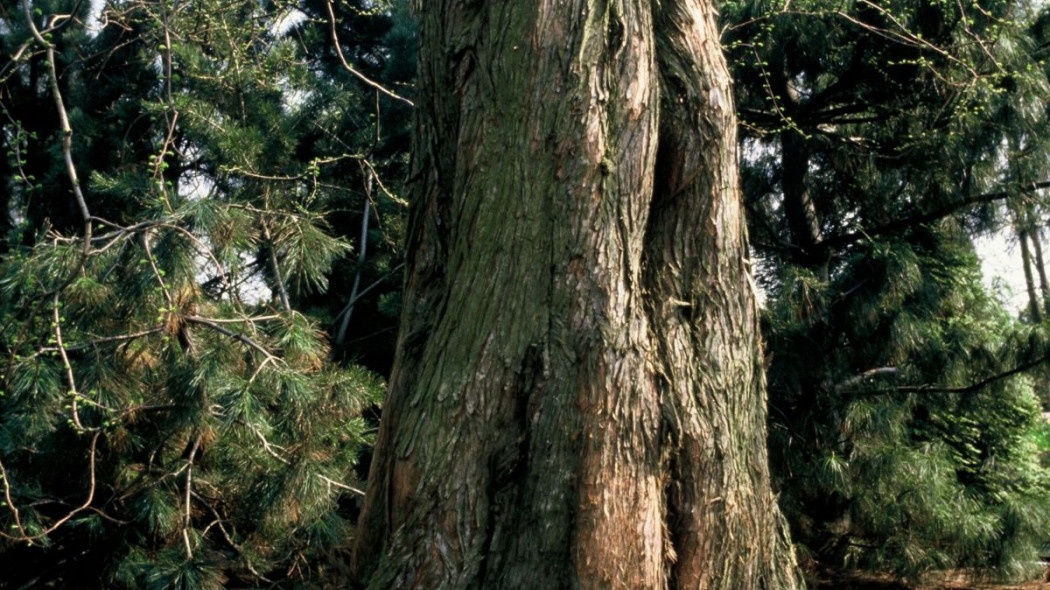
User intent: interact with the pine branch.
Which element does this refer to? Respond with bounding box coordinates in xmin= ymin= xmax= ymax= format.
xmin=813 ymin=179 xmax=1050 ymax=255
xmin=845 ymin=354 xmax=1050 ymax=396
xmin=323 ymin=0 xmax=413 ymax=107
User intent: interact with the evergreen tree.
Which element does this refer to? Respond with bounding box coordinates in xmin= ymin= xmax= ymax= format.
xmin=0 ymin=0 xmax=410 ymax=586
xmin=723 ymin=0 xmax=1050 ymax=580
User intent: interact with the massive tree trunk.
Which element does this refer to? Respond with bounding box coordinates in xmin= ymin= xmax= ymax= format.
xmin=352 ymin=1 xmax=803 ymax=588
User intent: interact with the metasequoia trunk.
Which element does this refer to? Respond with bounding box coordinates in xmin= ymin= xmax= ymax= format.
xmin=353 ymin=1 xmax=803 ymax=588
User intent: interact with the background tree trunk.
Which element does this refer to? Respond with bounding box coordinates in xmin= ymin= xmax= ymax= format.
xmin=352 ymin=1 xmax=804 ymax=588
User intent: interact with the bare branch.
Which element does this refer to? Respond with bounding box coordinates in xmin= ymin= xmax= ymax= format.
xmin=812 ymin=180 xmax=1050 ymax=256
xmin=52 ymin=294 xmax=92 ymax=432
xmin=182 ymin=437 xmax=200 ymax=559
xmin=323 ymin=0 xmax=414 ymax=107
xmin=38 ymin=327 xmax=163 ymax=358
xmin=21 ymin=2 xmax=93 ymax=261
xmin=316 ymin=473 xmax=365 ymax=496
xmin=0 ymin=432 xmax=101 ymax=542
xmin=844 ymin=355 xmax=1050 ymax=397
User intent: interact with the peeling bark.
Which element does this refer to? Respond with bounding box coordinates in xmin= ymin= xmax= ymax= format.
xmin=352 ymin=1 xmax=804 ymax=588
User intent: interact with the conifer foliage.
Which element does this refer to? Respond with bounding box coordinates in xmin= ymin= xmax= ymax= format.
xmin=723 ymin=0 xmax=1050 ymax=581
xmin=0 ymin=0 xmax=409 ymax=587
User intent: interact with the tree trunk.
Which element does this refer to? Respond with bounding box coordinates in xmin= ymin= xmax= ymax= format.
xmin=781 ymin=130 xmax=823 ymax=269
xmin=1019 ymin=224 xmax=1042 ymax=323
xmin=352 ymin=1 xmax=803 ymax=588
xmin=1027 ymin=218 xmax=1050 ymax=317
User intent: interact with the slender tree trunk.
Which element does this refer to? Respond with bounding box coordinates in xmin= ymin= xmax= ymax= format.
xmin=781 ymin=131 xmax=823 ymax=268
xmin=1028 ymin=223 xmax=1050 ymax=317
xmin=352 ymin=1 xmax=803 ymax=588
xmin=772 ymin=54 xmax=822 ymax=272
xmin=1019 ymin=225 xmax=1043 ymax=323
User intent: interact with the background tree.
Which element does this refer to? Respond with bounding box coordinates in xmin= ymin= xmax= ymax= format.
xmin=722 ymin=0 xmax=1050 ymax=580
xmin=0 ymin=0 xmax=411 ymax=587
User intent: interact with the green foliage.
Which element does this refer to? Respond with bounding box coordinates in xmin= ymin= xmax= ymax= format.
xmin=0 ymin=0 xmax=413 ymax=587
xmin=724 ymin=0 xmax=1050 ymax=580
xmin=763 ymin=233 xmax=1050 ymax=581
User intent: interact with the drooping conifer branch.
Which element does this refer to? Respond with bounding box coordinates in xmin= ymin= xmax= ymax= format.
xmin=812 ymin=180 xmax=1050 ymax=256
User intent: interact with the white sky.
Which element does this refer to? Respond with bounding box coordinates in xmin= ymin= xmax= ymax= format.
xmin=976 ymin=231 xmax=1029 ymax=313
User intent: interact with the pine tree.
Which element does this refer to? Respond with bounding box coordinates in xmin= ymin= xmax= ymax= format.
xmin=723 ymin=0 xmax=1050 ymax=580
xmin=0 ymin=0 xmax=409 ymax=587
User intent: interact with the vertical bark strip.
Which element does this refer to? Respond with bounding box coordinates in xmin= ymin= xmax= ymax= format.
xmin=648 ymin=2 xmax=803 ymax=588
xmin=353 ymin=1 xmax=803 ymax=588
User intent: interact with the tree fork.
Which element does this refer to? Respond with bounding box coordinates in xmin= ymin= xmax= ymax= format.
xmin=352 ymin=1 xmax=803 ymax=588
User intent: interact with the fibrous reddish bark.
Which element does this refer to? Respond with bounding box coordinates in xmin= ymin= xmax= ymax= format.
xmin=352 ymin=1 xmax=803 ymax=588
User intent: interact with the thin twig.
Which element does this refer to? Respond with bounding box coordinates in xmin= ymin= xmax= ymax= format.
xmin=0 ymin=432 xmax=101 ymax=542
xmin=185 ymin=315 xmax=277 ymax=360
xmin=323 ymin=0 xmax=413 ymax=106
